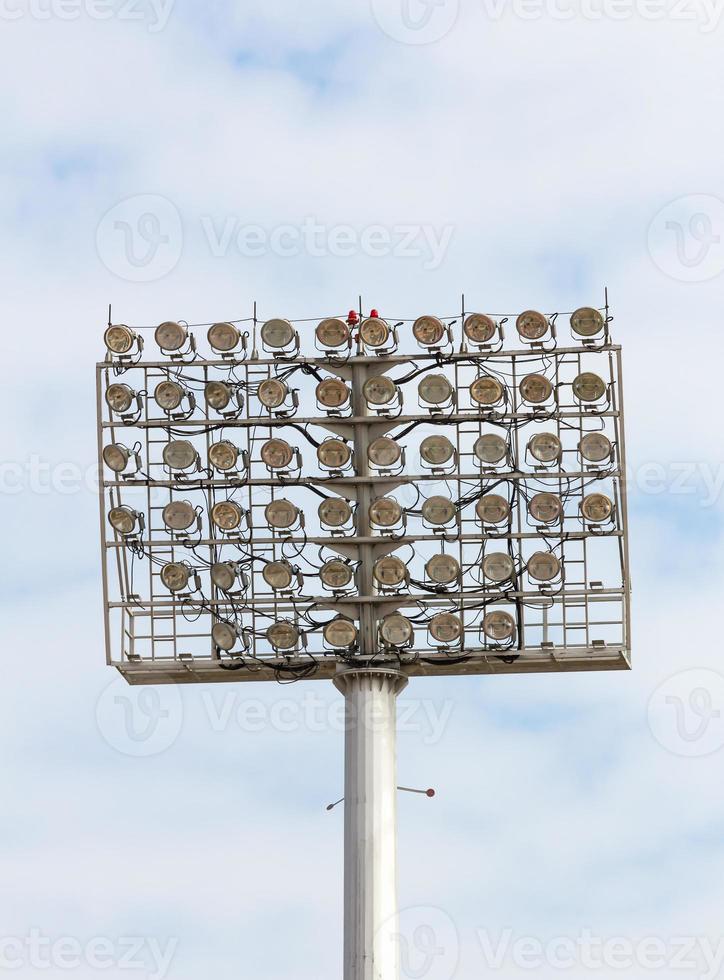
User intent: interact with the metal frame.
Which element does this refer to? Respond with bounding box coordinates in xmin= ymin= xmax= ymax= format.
xmin=97 ymin=314 xmax=631 ymax=685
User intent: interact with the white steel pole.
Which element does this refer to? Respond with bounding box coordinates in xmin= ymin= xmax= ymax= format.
xmin=334 ymin=667 xmax=408 ymax=980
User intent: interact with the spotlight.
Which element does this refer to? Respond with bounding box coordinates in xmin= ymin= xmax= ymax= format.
xmin=581 ymin=493 xmax=613 ymax=523
xmin=470 ymin=376 xmax=504 ymax=406
xmin=473 ymin=433 xmax=507 ymax=465
xmin=363 ymin=376 xmax=397 ymax=407
xmin=528 ymin=432 xmax=562 ymax=464
xmin=208 ymin=321 xmax=241 ymax=353
xmin=104 ymin=324 xmax=138 ymax=355
xmin=369 ymin=497 xmax=402 ymax=528
xmin=464 ymin=314 xmax=497 ymax=345
xmin=380 ymin=614 xmax=413 ymax=647
xmin=426 ymin=553 xmax=460 ymax=585
xmin=360 ymin=316 xmax=390 ymax=349
xmin=161 ymin=562 xmax=190 ymax=593
xmin=211 ymin=562 xmax=237 ymax=591
xmin=316 ymin=378 xmax=351 ymax=410
xmin=162 ymin=500 xmax=196 ymax=531
xmin=265 ymin=499 xmax=299 ymax=529
xmin=155 ymin=321 xmax=188 ymax=352
xmin=318 ymin=497 xmax=352 ymax=528
xmin=483 ymin=610 xmax=516 ymax=641
xmin=421 ymin=495 xmax=456 ymax=526
xmin=258 ymin=378 xmax=289 ymax=409
xmin=317 ymin=438 xmax=352 ymax=470
xmin=528 ymin=492 xmax=562 ymax=524
xmin=105 ymin=383 xmax=135 ymax=414
xmin=267 ymin=621 xmax=299 ymax=650
xmin=570 ymin=307 xmax=604 ymax=338
xmin=368 ymin=437 xmax=401 ymax=468
xmin=516 ymin=310 xmax=549 ymax=341
xmin=528 ymin=551 xmax=561 ymax=582
xmin=412 ymin=315 xmax=446 ymax=347
xmin=429 ymin=613 xmax=462 ymax=644
xmin=203 ymin=380 xmax=240 ymax=415
xmin=108 ymin=505 xmax=140 ymax=535
xmin=579 ymin=432 xmax=612 ymax=463
xmin=261 ymin=439 xmax=295 ymax=470
xmin=420 ymin=435 xmax=455 ymax=466
xmin=483 ymin=552 xmax=515 ymax=583
xmin=263 ymin=560 xmax=294 ymax=591
xmin=418 ymin=374 xmax=453 ymax=406
xmin=155 ymin=380 xmax=186 ymax=412
xmin=323 ymin=618 xmax=357 ymax=648
xmin=163 ymin=440 xmax=198 ymax=471
xmin=211 ymin=500 xmax=244 ymax=532
xmin=476 ymin=494 xmax=511 ymax=525
xmin=102 ymin=443 xmax=131 ymax=474
xmin=316 ymin=318 xmax=351 ymax=348
xmin=212 ymin=622 xmax=238 ymax=651
xmin=209 ymin=440 xmax=240 ymax=472
xmin=320 ymin=559 xmax=354 ymax=589
xmin=573 ymin=372 xmax=606 ymax=403
xmin=519 ymin=374 xmax=553 ymax=404
xmin=261 ymin=318 xmax=296 ymax=350
xmin=373 ymin=556 xmax=407 ymax=587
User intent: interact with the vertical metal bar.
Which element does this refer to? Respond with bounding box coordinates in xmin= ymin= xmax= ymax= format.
xmin=96 ymin=364 xmax=113 ymax=666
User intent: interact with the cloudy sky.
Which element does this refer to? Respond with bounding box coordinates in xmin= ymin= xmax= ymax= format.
xmin=2 ymin=0 xmax=724 ymax=977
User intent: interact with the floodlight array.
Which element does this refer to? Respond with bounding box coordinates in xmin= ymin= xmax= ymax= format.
xmin=98 ymin=304 xmax=630 ymax=684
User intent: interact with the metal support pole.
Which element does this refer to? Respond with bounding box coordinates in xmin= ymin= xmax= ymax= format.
xmin=334 ymin=667 xmax=408 ymax=980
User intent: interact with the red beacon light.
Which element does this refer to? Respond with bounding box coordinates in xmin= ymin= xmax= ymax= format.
xmin=347 ymin=310 xmax=359 ymax=326
xmin=369 ymin=309 xmax=380 ymax=318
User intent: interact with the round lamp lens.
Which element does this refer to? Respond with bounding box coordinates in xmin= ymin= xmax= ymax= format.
xmin=426 ymin=553 xmax=460 ymax=584
xmin=267 ymin=621 xmax=299 ymax=650
xmin=211 ymin=501 xmax=243 ymax=531
xmin=102 ymin=444 xmax=129 ymax=473
xmin=470 ymin=376 xmax=504 ymax=406
xmin=319 ymin=498 xmax=352 ymax=527
xmin=316 ymin=318 xmax=350 ymax=348
xmin=573 ymin=372 xmax=606 ymax=402
xmin=519 ymin=374 xmax=553 ymax=404
xmin=464 ymin=313 xmax=496 ymax=344
xmin=161 ymin=562 xmax=190 ymax=593
xmin=316 ymin=378 xmax=351 ymax=408
xmin=155 ymin=321 xmax=187 ymax=351
xmin=258 ymin=378 xmax=288 ymax=409
xmin=476 ymin=494 xmax=510 ymax=524
xmin=422 ymin=496 xmax=456 ymax=526
xmin=429 ymin=613 xmax=462 ymax=644
xmin=360 ymin=317 xmax=390 ymax=348
xmin=265 ymin=499 xmax=298 ymax=529
xmin=263 ymin=561 xmax=294 ymax=590
xmin=380 ymin=614 xmax=413 ymax=646
xmin=156 ymin=380 xmax=185 ymax=411
xmin=483 ymin=552 xmax=515 ymax=583
xmin=529 ymin=492 xmax=562 ymax=524
xmin=317 ymin=439 xmax=351 ymax=469
xmin=162 ymin=500 xmax=195 ymax=531
xmin=105 ymin=384 xmax=134 ymax=413
xmin=324 ymin=619 xmax=357 ymax=648
xmin=528 ymin=432 xmax=562 ymax=463
xmin=419 ymin=374 xmax=453 ymax=405
xmin=581 ymin=493 xmax=613 ymax=523
xmin=369 ymin=497 xmax=402 ymax=528
xmin=570 ymin=307 xmax=604 ymax=337
xmin=528 ymin=551 xmax=561 ymax=582
xmin=420 ymin=435 xmax=455 ymax=466
xmin=261 ymin=439 xmax=294 ymax=470
xmin=483 ymin=610 xmax=516 ymax=641
xmin=261 ymin=319 xmax=295 ymax=349
xmin=412 ymin=316 xmax=445 ymax=346
xmin=579 ymin=432 xmax=612 ymax=462
xmin=473 ymin=433 xmax=507 ymax=464
xmin=363 ymin=376 xmax=396 ymax=406
xmin=209 ymin=441 xmax=239 ymax=472
xmin=208 ymin=321 xmax=239 ymax=352
xmin=212 ymin=622 xmax=237 ymax=651
xmin=373 ymin=556 xmax=407 ymax=587
xmin=108 ymin=506 xmax=137 ymax=535
xmin=104 ymin=324 xmax=134 ymax=354
xmin=320 ymin=559 xmax=353 ymax=589
xmin=211 ymin=562 xmax=236 ymax=591
xmin=516 ymin=310 xmax=549 ymax=340
xmin=163 ymin=440 xmax=197 ymax=471
xmin=368 ymin=437 xmax=401 ymax=468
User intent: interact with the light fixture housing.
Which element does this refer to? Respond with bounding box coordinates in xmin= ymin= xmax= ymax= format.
xmin=359 ymin=316 xmax=390 ymax=348
xmin=367 ymin=437 xmax=401 ymax=468
xmin=316 ymin=378 xmax=351 ymax=409
xmin=369 ymin=497 xmax=402 ymax=528
xmin=163 ymin=440 xmax=198 ymax=472
xmin=263 ymin=560 xmax=294 ymax=591
xmin=261 ymin=318 xmax=295 ymax=350
xmin=483 ymin=610 xmax=516 ymax=641
xmin=421 ymin=496 xmax=456 ymax=526
xmin=470 ymin=376 xmax=504 ymax=406
xmin=104 ymin=324 xmax=137 ymax=355
xmin=102 ymin=443 xmax=130 ymax=474
xmin=209 ymin=440 xmax=240 ymax=472
xmin=316 ymin=318 xmax=351 ymax=348
xmin=155 ymin=320 xmax=188 ymax=352
xmin=161 ymin=562 xmax=190 ymax=593
xmin=579 ymin=432 xmax=612 ymax=463
xmin=528 ymin=551 xmax=561 ymax=582
xmin=162 ymin=500 xmax=196 ymax=531
xmin=418 ymin=374 xmax=453 ymax=406
xmin=519 ymin=374 xmax=553 ymax=405
xmin=258 ymin=378 xmax=289 ymax=409
xmin=211 ymin=500 xmax=244 ymax=532
xmin=363 ymin=376 xmax=397 ymax=406
xmin=429 ymin=613 xmax=462 ymax=644
xmin=261 ymin=438 xmax=294 ymax=470
xmin=476 ymin=494 xmax=511 ymax=525
xmin=516 ymin=310 xmax=549 ymax=341
xmin=412 ymin=315 xmax=446 ymax=347
xmin=473 ymin=433 xmax=507 ymax=465
xmin=317 ymin=439 xmax=352 ymax=470
xmin=425 ymin=553 xmax=460 ymax=585
xmin=318 ymin=497 xmax=352 ymax=528
xmin=320 ymin=559 xmax=353 ymax=590
xmin=208 ymin=321 xmax=240 ymax=353
xmin=464 ymin=313 xmax=497 ymax=345
xmin=156 ymin=380 xmax=186 ymax=412
xmin=528 ymin=492 xmax=563 ymax=524
xmin=108 ymin=505 xmax=140 ymax=535
xmin=212 ymin=621 xmax=238 ymax=651
xmin=265 ymin=499 xmax=299 ymax=529
xmin=323 ymin=618 xmax=358 ymax=648
xmin=482 ymin=552 xmax=515 ymax=583
xmin=528 ymin=432 xmax=562 ymax=464
xmin=380 ymin=614 xmax=413 ymax=647
xmin=570 ymin=307 xmax=604 ymax=338
xmin=573 ymin=372 xmax=606 ymax=403
xmin=420 ymin=435 xmax=455 ymax=466
xmin=267 ymin=621 xmax=299 ymax=650
xmin=373 ymin=556 xmax=407 ymax=587
xmin=105 ymin=383 xmax=135 ymax=414
xmin=581 ymin=493 xmax=613 ymax=523
xmin=211 ymin=562 xmax=237 ymax=591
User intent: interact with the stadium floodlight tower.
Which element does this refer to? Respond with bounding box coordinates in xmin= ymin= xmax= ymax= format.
xmin=97 ymin=298 xmax=630 ymax=980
